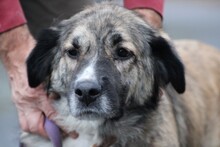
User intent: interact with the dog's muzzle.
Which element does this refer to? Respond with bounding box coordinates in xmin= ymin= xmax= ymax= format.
xmin=68 ymin=76 xmax=123 ymax=120
xmin=68 ymin=57 xmax=125 ymax=119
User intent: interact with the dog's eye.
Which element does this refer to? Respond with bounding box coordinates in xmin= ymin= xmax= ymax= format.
xmin=67 ymin=49 xmax=79 ymax=59
xmin=115 ymin=48 xmax=133 ymax=60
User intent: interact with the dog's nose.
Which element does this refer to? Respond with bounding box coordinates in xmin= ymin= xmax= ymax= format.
xmin=75 ymin=81 xmax=101 ymax=105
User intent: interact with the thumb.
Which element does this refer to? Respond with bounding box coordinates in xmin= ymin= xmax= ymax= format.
xmin=38 ymin=93 xmax=57 ymax=120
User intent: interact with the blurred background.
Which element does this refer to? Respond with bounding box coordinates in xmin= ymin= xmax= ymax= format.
xmin=164 ymin=0 xmax=220 ymax=48
xmin=0 ymin=0 xmax=220 ymax=146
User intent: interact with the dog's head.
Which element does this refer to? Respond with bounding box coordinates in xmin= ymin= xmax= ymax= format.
xmin=27 ymin=3 xmax=185 ymax=120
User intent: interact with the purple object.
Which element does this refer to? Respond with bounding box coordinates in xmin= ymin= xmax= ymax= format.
xmin=44 ymin=118 xmax=62 ymax=147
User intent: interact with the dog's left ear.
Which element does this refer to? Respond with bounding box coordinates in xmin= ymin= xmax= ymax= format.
xmin=150 ymin=36 xmax=185 ymax=93
xmin=26 ymin=28 xmax=59 ymax=88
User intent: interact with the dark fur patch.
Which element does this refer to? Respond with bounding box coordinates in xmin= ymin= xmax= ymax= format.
xmin=26 ymin=29 xmax=59 ymax=87
xmin=150 ymin=36 xmax=185 ymax=93
xmin=111 ymin=34 xmax=123 ymax=46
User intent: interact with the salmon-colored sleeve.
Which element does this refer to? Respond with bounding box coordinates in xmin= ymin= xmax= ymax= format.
xmin=124 ymin=0 xmax=164 ymax=17
xmin=0 ymin=0 xmax=26 ymax=33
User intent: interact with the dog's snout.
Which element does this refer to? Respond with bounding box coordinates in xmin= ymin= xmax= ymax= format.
xmin=75 ymin=81 xmax=101 ymax=105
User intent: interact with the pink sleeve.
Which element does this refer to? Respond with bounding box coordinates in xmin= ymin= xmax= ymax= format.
xmin=124 ymin=0 xmax=164 ymax=17
xmin=0 ymin=0 xmax=26 ymax=33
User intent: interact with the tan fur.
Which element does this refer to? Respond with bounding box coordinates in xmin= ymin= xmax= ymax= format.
xmin=175 ymin=40 xmax=220 ymax=146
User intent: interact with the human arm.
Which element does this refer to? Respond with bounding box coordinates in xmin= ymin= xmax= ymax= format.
xmin=0 ymin=24 xmax=57 ymax=137
xmin=0 ymin=0 xmax=55 ymax=137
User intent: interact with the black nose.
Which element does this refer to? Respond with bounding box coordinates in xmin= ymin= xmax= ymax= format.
xmin=75 ymin=81 xmax=101 ymax=106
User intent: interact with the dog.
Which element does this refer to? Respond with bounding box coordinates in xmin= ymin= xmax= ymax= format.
xmin=21 ymin=3 xmax=220 ymax=147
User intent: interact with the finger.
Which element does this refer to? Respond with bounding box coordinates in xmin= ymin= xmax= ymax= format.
xmin=18 ymin=108 xmax=47 ymax=137
xmin=37 ymin=113 xmax=49 ymax=138
xmin=17 ymin=110 xmax=29 ymax=132
xmin=69 ymin=130 xmax=79 ymax=139
xmin=25 ymin=109 xmax=48 ymax=137
xmin=39 ymin=97 xmax=57 ymax=120
xmin=62 ymin=129 xmax=79 ymax=139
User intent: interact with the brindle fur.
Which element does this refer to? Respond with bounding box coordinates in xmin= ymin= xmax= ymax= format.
xmin=21 ymin=3 xmax=220 ymax=147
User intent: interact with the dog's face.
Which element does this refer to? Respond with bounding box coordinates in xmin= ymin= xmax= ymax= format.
xmin=27 ymin=4 xmax=185 ymax=120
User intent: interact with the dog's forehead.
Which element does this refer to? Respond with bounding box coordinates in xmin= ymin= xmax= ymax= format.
xmin=59 ymin=4 xmax=154 ymax=54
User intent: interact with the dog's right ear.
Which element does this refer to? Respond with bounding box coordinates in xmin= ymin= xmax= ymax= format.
xmin=26 ymin=28 xmax=59 ymax=88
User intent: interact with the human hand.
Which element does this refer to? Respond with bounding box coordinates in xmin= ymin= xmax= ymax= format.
xmin=134 ymin=9 xmax=162 ymax=29
xmin=0 ymin=25 xmax=56 ymax=137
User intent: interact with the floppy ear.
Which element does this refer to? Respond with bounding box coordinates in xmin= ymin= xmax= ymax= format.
xmin=150 ymin=36 xmax=185 ymax=93
xmin=26 ymin=28 xmax=59 ymax=88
